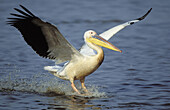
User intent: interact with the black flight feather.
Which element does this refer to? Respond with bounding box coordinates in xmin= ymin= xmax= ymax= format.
xmin=7 ymin=5 xmax=50 ymax=58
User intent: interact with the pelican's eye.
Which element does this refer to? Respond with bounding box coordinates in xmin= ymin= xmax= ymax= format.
xmin=90 ymin=32 xmax=93 ymax=34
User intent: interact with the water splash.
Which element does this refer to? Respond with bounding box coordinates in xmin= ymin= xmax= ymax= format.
xmin=0 ymin=72 xmax=106 ymax=98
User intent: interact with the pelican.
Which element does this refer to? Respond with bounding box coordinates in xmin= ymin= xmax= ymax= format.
xmin=7 ymin=5 xmax=152 ymax=94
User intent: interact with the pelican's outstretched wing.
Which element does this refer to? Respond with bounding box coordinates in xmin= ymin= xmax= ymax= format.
xmin=80 ymin=8 xmax=152 ymax=55
xmin=7 ymin=5 xmax=81 ymax=64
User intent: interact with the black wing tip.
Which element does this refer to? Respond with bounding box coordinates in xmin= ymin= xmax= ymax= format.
xmin=13 ymin=7 xmax=32 ymax=18
xmin=137 ymin=8 xmax=152 ymax=21
xmin=12 ymin=5 xmax=36 ymax=18
xmin=19 ymin=5 xmax=36 ymax=17
xmin=19 ymin=4 xmax=24 ymax=7
xmin=7 ymin=5 xmax=38 ymax=25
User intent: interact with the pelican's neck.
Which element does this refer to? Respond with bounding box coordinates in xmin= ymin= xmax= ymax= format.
xmin=86 ymin=42 xmax=104 ymax=64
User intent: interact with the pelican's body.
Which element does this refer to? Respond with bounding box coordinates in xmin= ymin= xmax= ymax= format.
xmin=49 ymin=37 xmax=104 ymax=81
xmin=60 ymin=53 xmax=103 ymax=80
xmin=8 ymin=5 xmax=151 ymax=94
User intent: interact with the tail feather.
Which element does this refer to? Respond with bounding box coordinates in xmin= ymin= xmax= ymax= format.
xmin=44 ymin=65 xmax=61 ymax=72
xmin=44 ymin=66 xmax=68 ymax=80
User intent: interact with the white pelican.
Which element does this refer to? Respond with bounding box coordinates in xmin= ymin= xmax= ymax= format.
xmin=7 ymin=5 xmax=152 ymax=94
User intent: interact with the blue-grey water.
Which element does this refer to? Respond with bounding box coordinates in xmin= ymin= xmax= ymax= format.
xmin=0 ymin=0 xmax=170 ymax=109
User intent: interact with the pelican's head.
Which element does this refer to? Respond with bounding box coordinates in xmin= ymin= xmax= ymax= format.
xmin=84 ymin=30 xmax=122 ymax=53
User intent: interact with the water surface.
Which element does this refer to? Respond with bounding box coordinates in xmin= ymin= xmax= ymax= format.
xmin=0 ymin=0 xmax=170 ymax=109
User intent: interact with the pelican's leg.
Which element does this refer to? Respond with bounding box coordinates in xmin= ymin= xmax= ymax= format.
xmin=80 ymin=78 xmax=88 ymax=93
xmin=70 ymin=79 xmax=81 ymax=94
